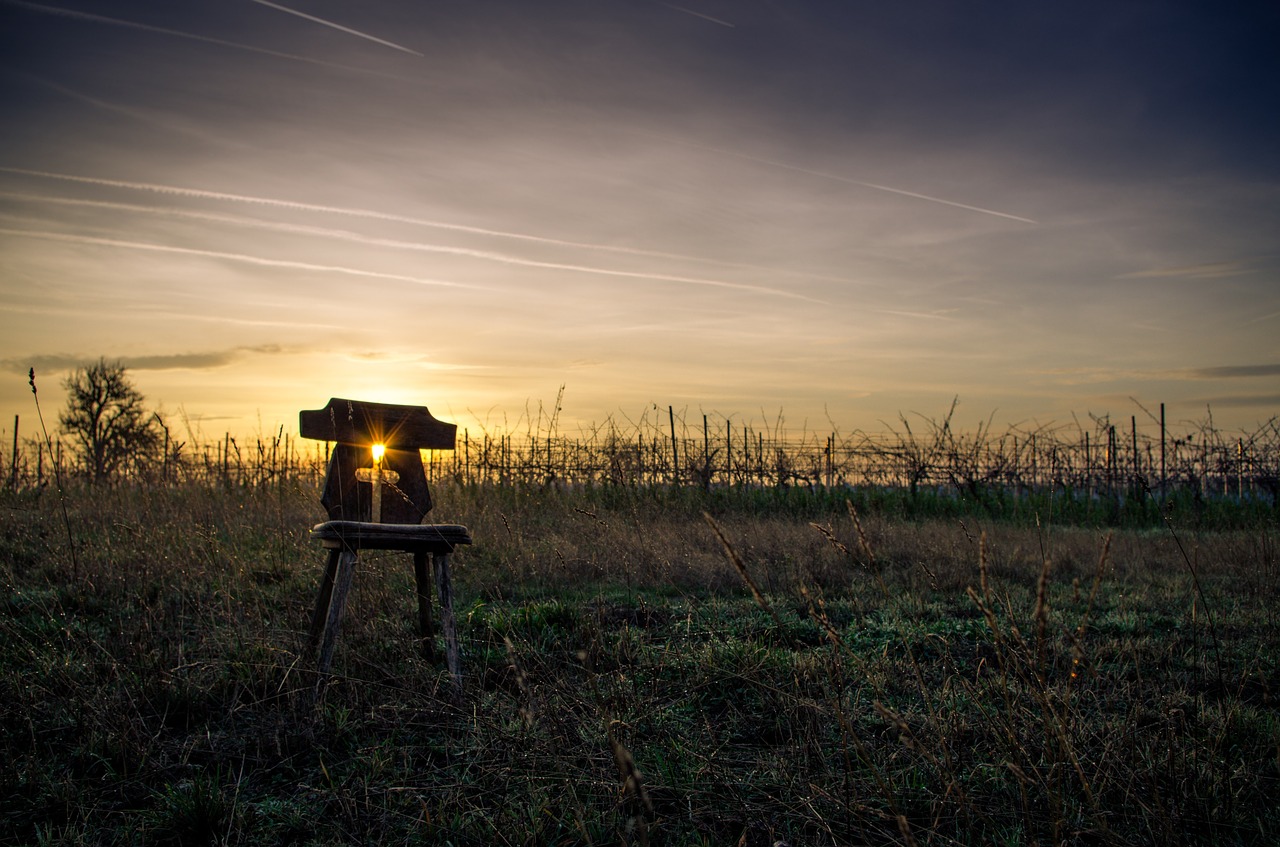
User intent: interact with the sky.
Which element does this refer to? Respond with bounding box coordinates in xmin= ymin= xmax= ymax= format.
xmin=1 ymin=0 xmax=1278 ymax=445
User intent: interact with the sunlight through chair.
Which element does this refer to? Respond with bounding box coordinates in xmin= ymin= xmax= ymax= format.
xmin=299 ymin=398 xmax=471 ymax=689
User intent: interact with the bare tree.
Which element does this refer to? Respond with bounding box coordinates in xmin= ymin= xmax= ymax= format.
xmin=59 ymin=358 xmax=161 ymax=482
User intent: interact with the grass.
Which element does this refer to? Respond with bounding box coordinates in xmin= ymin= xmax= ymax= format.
xmin=2 ymin=478 xmax=1278 ymax=845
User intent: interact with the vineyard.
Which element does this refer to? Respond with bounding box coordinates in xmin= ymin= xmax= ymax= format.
xmin=7 ymin=404 xmax=1279 ymax=507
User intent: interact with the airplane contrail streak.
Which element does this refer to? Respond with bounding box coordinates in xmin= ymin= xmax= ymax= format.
xmin=876 ymin=309 xmax=957 ymax=321
xmin=648 ymin=134 xmax=1038 ymax=224
xmin=659 ymin=3 xmax=735 ymax=27
xmin=0 ymin=166 xmax=852 ymax=283
xmin=0 ymin=0 xmax=399 ymax=77
xmin=249 ymin=0 xmax=423 ymax=56
xmin=0 ymin=228 xmax=480 ymax=290
xmin=18 ymin=74 xmax=242 ymax=148
xmin=0 ymin=301 xmax=343 ymax=331
xmin=0 ymin=197 xmax=825 ymax=303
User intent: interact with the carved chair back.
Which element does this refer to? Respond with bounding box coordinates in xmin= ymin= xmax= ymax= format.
xmin=299 ymin=398 xmax=457 ymax=525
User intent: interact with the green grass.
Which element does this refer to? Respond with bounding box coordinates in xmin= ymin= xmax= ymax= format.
xmin=1 ymin=480 xmax=1278 ymax=845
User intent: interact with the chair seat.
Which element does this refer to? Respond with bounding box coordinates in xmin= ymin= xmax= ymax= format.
xmin=311 ymin=521 xmax=472 ymax=552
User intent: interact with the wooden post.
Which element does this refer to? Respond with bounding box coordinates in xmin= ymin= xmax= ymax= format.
xmin=703 ymin=414 xmax=709 ymax=489
xmin=1030 ymin=434 xmax=1037 ymax=491
xmin=726 ymin=419 xmax=733 ymax=484
xmin=10 ymin=415 xmax=17 ymax=488
xmin=1083 ymin=431 xmax=1091 ymax=496
xmin=826 ymin=435 xmax=833 ymax=488
xmin=668 ymin=406 xmax=678 ymax=484
xmin=1238 ymin=438 xmax=1245 ymax=500
xmin=1160 ymin=403 xmax=1167 ymax=496
xmin=1131 ymin=416 xmax=1139 ymax=485
xmin=1108 ymin=426 xmax=1116 ymax=494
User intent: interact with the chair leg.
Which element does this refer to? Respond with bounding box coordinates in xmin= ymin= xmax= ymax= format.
xmin=413 ymin=551 xmax=436 ymax=661
xmin=434 ymin=552 xmax=462 ymax=690
xmin=316 ymin=549 xmax=359 ymax=677
xmin=306 ymin=549 xmax=341 ymax=660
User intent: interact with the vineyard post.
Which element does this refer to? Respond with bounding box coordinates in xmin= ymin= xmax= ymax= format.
xmin=1089 ymin=432 xmax=1095 ymax=495
xmin=1131 ymin=417 xmax=1139 ymax=489
xmin=703 ymin=414 xmax=709 ymax=489
xmin=1013 ymin=437 xmax=1020 ymax=497
xmin=825 ymin=434 xmax=832 ymax=488
xmin=1030 ymin=434 xmax=1037 ymax=491
xmin=1238 ymin=438 xmax=1244 ymax=500
xmin=726 ymin=419 xmax=732 ymax=485
xmin=1108 ymin=426 xmax=1116 ymax=495
xmin=1160 ymin=403 xmax=1167 ymax=497
xmin=9 ymin=415 xmax=17 ymax=489
xmin=668 ymin=406 xmax=678 ymax=485
xmin=758 ymin=432 xmax=763 ymax=487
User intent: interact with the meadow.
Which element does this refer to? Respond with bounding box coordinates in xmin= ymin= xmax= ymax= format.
xmin=2 ymin=427 xmax=1279 ymax=845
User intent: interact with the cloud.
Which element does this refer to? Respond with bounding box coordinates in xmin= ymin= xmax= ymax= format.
xmin=4 ymin=345 xmax=294 ymax=375
xmin=641 ymin=134 xmax=1039 ymax=224
xmin=249 ymin=0 xmax=423 ymax=56
xmin=1118 ymin=261 xmax=1253 ymax=280
xmin=0 ymin=228 xmax=479 ymax=291
xmin=1193 ymin=394 xmax=1280 ymax=409
xmin=0 ymin=168 xmax=846 ymax=280
xmin=1188 ymin=364 xmax=1280 ymax=379
xmin=1034 ymin=363 xmax=1280 ymax=384
xmin=1 ymin=193 xmax=827 ymax=302
xmin=658 ymin=3 xmax=735 ymax=28
xmin=0 ymin=0 xmax=397 ymax=77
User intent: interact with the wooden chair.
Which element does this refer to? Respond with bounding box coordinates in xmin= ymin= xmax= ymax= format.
xmin=299 ymin=398 xmax=471 ymax=688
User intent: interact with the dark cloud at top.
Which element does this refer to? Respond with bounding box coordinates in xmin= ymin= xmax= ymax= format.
xmin=4 ymin=0 xmax=1276 ymax=183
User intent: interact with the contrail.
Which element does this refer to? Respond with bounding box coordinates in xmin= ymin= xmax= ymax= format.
xmin=18 ymin=73 xmax=243 ymax=149
xmin=249 ymin=0 xmax=423 ymax=56
xmin=659 ymin=3 xmax=735 ymax=27
xmin=0 ymin=301 xmax=343 ymax=331
xmin=0 ymin=0 xmax=400 ymax=77
xmin=0 ymin=196 xmax=825 ymax=303
xmin=647 ymin=134 xmax=1038 ymax=224
xmin=876 ymin=309 xmax=957 ymax=321
xmin=0 ymin=166 xmax=853 ymax=283
xmin=0 ymin=228 xmax=481 ymax=291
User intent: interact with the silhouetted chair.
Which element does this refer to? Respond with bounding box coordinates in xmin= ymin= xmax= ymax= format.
xmin=299 ymin=398 xmax=471 ymax=687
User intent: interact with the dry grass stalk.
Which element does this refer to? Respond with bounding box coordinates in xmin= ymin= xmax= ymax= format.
xmin=703 ymin=511 xmax=782 ymax=627
xmin=608 ymin=721 xmax=653 ymax=845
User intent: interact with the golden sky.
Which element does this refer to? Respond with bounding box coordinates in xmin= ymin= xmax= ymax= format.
xmin=2 ymin=0 xmax=1278 ymax=442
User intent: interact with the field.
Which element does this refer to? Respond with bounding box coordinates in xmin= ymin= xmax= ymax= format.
xmin=2 ymin=473 xmax=1279 ymax=845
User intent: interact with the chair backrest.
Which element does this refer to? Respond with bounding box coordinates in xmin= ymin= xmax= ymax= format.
xmin=300 ymin=398 xmax=457 ymax=524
